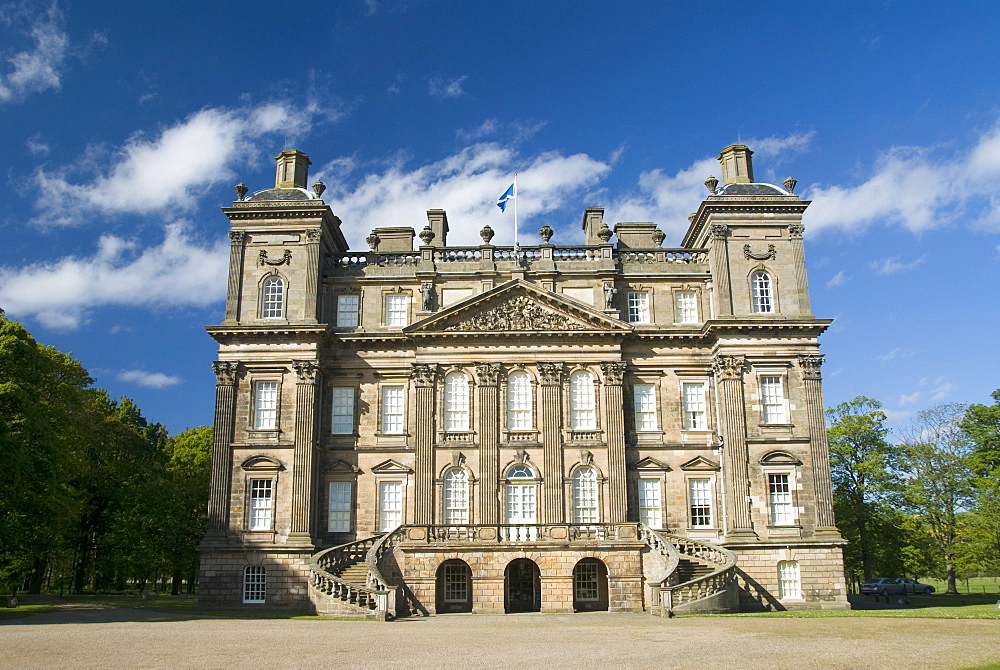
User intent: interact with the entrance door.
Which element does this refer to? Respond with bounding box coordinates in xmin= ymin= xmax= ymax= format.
xmin=504 ymin=484 xmax=537 ymax=541
xmin=505 ymin=559 xmax=540 ymax=613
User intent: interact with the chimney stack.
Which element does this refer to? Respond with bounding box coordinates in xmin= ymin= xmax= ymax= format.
xmin=718 ymin=144 xmax=754 ymax=184
xmin=274 ymin=150 xmax=311 ymax=189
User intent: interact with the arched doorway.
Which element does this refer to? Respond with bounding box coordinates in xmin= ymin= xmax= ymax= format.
xmin=436 ymin=559 xmax=472 ymax=613
xmin=573 ymin=558 xmax=609 ymax=612
xmin=505 ymin=558 xmax=540 ymax=613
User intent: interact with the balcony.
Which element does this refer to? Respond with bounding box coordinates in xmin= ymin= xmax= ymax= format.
xmin=399 ymin=523 xmax=642 ymax=546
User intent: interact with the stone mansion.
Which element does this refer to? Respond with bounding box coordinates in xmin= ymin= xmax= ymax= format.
xmin=198 ymin=145 xmax=849 ymax=616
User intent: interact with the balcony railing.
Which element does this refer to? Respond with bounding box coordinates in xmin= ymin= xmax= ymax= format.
xmin=401 ymin=523 xmax=641 ymax=545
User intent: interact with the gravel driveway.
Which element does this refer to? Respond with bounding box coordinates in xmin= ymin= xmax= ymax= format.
xmin=2 ymin=602 xmax=998 ymax=669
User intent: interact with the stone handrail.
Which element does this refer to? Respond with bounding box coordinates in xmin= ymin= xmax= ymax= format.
xmin=639 ymin=528 xmax=737 ymax=614
xmin=309 ymin=536 xmax=388 ymax=615
xmin=638 ymin=525 xmax=681 ymax=578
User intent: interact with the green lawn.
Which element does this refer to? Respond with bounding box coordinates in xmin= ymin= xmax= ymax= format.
xmin=921 ymin=576 xmax=1000 ymax=595
xmin=0 ymin=604 xmax=58 ymax=620
xmin=698 ymin=592 xmax=1000 ymax=619
xmin=60 ymin=594 xmax=372 ymax=620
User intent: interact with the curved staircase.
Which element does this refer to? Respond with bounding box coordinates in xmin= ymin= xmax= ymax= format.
xmin=639 ymin=525 xmax=739 ymax=615
xmin=307 ymin=530 xmax=403 ymax=620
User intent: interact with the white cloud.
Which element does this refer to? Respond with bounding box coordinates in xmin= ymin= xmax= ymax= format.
xmin=805 ymin=121 xmax=1000 ymax=234
xmin=882 ymin=409 xmax=913 ymax=423
xmin=456 ymin=119 xmax=547 ymax=144
xmin=826 ymin=270 xmax=849 ymax=287
xmin=317 ymin=143 xmax=611 ymax=249
xmin=899 ymin=391 xmax=921 ymax=406
xmin=31 ymin=101 xmax=320 ymax=225
xmin=26 ymin=133 xmax=48 ymax=155
xmin=429 ymin=75 xmax=468 ymax=99
xmin=117 ymin=370 xmax=183 ymax=389
xmin=0 ymin=2 xmax=68 ymax=103
xmin=0 ymin=220 xmax=228 ymax=329
xmin=870 ymin=255 xmax=927 ymax=275
xmin=876 ymin=347 xmax=917 ymax=363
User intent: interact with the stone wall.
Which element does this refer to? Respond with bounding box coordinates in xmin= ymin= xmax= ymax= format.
xmin=729 ymin=544 xmax=849 ymax=611
xmin=198 ymin=549 xmax=313 ymax=610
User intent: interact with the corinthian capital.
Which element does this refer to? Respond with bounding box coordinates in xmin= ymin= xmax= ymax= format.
xmin=710 ymin=223 xmax=729 ymax=239
xmin=798 ymin=354 xmax=825 ymax=380
xmin=475 ymin=362 xmax=501 ymax=386
xmin=212 ymin=361 xmax=239 ymax=386
xmin=411 ymin=363 xmax=438 ymax=387
xmin=712 ymin=355 xmax=746 ymax=381
xmin=229 ymin=230 xmax=246 ymax=244
xmin=788 ymin=223 xmax=805 ymax=238
xmin=292 ymin=360 xmax=320 ymax=383
xmin=537 ymin=363 xmax=564 ymax=386
xmin=600 ymin=361 xmax=627 ymax=386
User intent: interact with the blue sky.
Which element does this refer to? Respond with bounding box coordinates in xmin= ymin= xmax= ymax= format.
xmin=1 ymin=1 xmax=998 ymax=435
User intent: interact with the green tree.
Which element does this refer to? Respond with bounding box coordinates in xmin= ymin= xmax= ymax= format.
xmin=162 ymin=426 xmax=212 ymax=594
xmin=827 ymin=396 xmax=900 ymax=584
xmin=959 ymin=390 xmax=1000 ymax=576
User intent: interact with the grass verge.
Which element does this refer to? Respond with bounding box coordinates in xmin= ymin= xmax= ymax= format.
xmin=61 ymin=595 xmax=374 ymax=621
xmin=0 ymin=604 xmax=58 ymax=620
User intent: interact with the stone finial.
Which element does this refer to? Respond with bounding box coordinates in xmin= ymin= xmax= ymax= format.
xmin=479 ymin=224 xmax=495 ymax=245
xmin=538 ymin=225 xmax=554 ymax=244
xmin=366 ymin=232 xmax=381 ymax=251
xmin=234 ymin=182 xmax=248 ymax=200
xmin=718 ymin=145 xmax=754 ymax=184
xmin=597 ymin=223 xmax=613 ymax=243
xmin=651 ymin=228 xmax=666 ymax=247
xmin=313 ymin=180 xmax=326 ymax=198
xmin=419 ymin=225 xmax=435 ymax=245
xmin=783 ymin=176 xmax=797 ymax=193
xmin=704 ymin=175 xmax=719 ymax=193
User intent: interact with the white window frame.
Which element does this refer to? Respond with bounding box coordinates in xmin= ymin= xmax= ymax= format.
xmin=751 ymin=271 xmax=775 ymax=313
xmin=768 ymin=472 xmax=795 ymax=526
xmin=574 ymin=561 xmax=600 ymax=601
xmin=627 ymin=291 xmax=650 ymax=324
xmin=681 ymin=382 xmax=708 ymax=431
xmin=384 ymin=293 xmax=408 ymax=327
xmin=337 ymin=294 xmax=360 ymax=328
xmin=633 ymin=384 xmax=658 ymax=432
xmin=327 ymin=481 xmax=353 ymax=533
xmin=443 ymin=372 xmax=470 ymax=432
xmin=380 ymin=385 xmax=405 ymax=434
xmin=777 ymin=560 xmax=802 ymax=599
xmin=638 ymin=477 xmax=663 ymax=529
xmin=687 ymin=477 xmax=714 ymax=528
xmin=248 ymin=478 xmax=274 ymax=530
xmin=569 ymin=370 xmax=597 ymax=430
xmin=571 ymin=466 xmax=599 ymax=524
xmin=253 ymin=381 xmax=279 ymax=430
xmin=378 ymin=480 xmax=404 ymax=532
xmin=442 ymin=561 xmax=470 ymax=603
xmin=673 ymin=290 xmax=698 ymax=324
xmin=331 ymin=386 xmax=355 ymax=435
xmin=261 ymin=276 xmax=284 ymax=319
xmin=506 ymin=371 xmax=533 ymax=430
xmin=442 ymin=468 xmax=470 ymax=525
xmin=760 ymin=375 xmax=788 ymax=424
xmin=243 ymin=565 xmax=266 ymax=604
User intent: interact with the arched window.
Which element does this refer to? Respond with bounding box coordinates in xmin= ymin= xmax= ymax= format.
xmin=261 ymin=276 xmax=284 ymax=318
xmin=570 ymin=370 xmax=596 ymax=429
xmin=443 ymin=468 xmax=469 ymax=525
xmin=751 ymin=272 xmax=774 ymax=313
xmin=572 ymin=466 xmax=598 ymax=523
xmin=506 ymin=464 xmax=534 ymax=479
xmin=507 ymin=371 xmax=533 ymax=430
xmin=444 ymin=372 xmax=470 ymax=431
xmin=504 ymin=464 xmax=537 ymax=536
xmin=243 ymin=565 xmax=266 ymax=603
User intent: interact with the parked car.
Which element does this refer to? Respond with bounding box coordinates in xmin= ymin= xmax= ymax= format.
xmin=860 ymin=577 xmax=936 ymax=595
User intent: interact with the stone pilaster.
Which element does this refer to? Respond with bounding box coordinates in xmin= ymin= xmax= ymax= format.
xmin=304 ymin=229 xmax=321 ymax=323
xmin=289 ymin=360 xmax=319 ymax=547
xmin=537 ymin=363 xmax=564 ymax=523
xmin=205 ymin=361 xmax=238 ymax=539
xmin=710 ymin=224 xmax=733 ymax=317
xmin=476 ymin=363 xmax=501 ymax=524
xmin=788 ymin=223 xmax=811 ymax=316
xmin=224 ymin=231 xmax=245 ymax=323
xmin=713 ymin=355 xmax=756 ymax=540
xmin=799 ymin=355 xmax=840 ymax=536
xmin=601 ymin=362 xmax=628 ymax=523
xmin=412 ymin=364 xmax=438 ymax=524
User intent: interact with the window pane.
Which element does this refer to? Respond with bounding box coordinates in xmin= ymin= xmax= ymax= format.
xmin=633 ymin=384 xmax=657 ymax=431
xmin=379 ymin=481 xmax=402 ymax=531
xmin=328 ymin=481 xmax=352 ymax=532
xmin=627 ymin=292 xmax=650 ymax=323
xmin=769 ymin=474 xmax=793 ymax=525
xmin=385 ymin=294 xmax=408 ymax=327
xmin=751 ymin=272 xmax=774 ymax=313
xmin=331 ymin=387 xmax=354 ymax=435
xmin=249 ymin=479 xmax=273 ymax=530
xmin=761 ymin=376 xmax=787 ymax=424
xmin=243 ymin=566 xmax=266 ymax=603
xmin=778 ymin=560 xmax=801 ymax=599
xmin=688 ymin=478 xmax=712 ymax=527
xmin=443 ymin=562 xmax=469 ymax=602
xmin=506 ymin=371 xmax=533 ymax=430
xmin=682 ymin=383 xmax=707 ymax=430
xmin=444 ymin=372 xmax=470 ymax=431
xmin=261 ymin=277 xmax=284 ymax=318
xmin=570 ymin=371 xmax=596 ymax=429
xmin=254 ymin=382 xmax=278 ymax=429
xmin=638 ymin=478 xmax=662 ymax=529
xmin=575 ymin=561 xmax=599 ymax=600
xmin=674 ymin=291 xmax=698 ymax=324
xmin=443 ymin=469 xmax=469 ymax=525
xmin=381 ymin=386 xmax=404 ymax=434
xmin=337 ymin=294 xmax=360 ymax=327
xmin=572 ymin=467 xmax=598 ymax=523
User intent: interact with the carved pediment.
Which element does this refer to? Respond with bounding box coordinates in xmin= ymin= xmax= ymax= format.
xmin=371 ymin=459 xmax=413 ymax=474
xmin=323 ymin=458 xmax=361 ymax=474
xmin=759 ymin=451 xmax=802 ymax=466
xmin=680 ymin=455 xmax=720 ymax=471
xmin=241 ymin=455 xmax=285 ymax=471
xmin=633 ymin=456 xmax=671 ymax=472
xmin=404 ymin=279 xmax=632 ymax=336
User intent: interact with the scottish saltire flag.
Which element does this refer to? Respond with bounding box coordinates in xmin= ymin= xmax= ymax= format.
xmin=496 ymin=183 xmax=515 ymax=212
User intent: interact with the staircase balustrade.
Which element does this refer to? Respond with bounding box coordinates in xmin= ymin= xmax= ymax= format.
xmin=639 ymin=525 xmax=737 ymax=615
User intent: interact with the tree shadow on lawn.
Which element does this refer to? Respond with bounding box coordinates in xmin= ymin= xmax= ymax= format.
xmin=853 ymin=592 xmax=1000 ymax=610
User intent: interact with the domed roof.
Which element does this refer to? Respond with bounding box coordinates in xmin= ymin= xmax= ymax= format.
xmin=714 ymin=182 xmax=790 ymax=196
xmin=245 ymin=187 xmax=319 ymax=202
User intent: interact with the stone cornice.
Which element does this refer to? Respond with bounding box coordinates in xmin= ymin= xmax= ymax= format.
xmin=206 ymin=323 xmax=327 ymax=345
xmin=682 ymin=199 xmax=811 ymax=248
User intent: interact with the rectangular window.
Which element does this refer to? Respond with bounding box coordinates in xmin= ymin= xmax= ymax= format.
xmin=638 ymin=478 xmax=663 ymax=529
xmin=253 ymin=381 xmax=278 ymax=430
xmin=761 ymin=376 xmax=787 ymax=424
xmin=682 ymin=383 xmax=707 ymax=430
xmin=442 ymin=563 xmax=468 ymax=602
xmin=328 ymin=482 xmax=352 ymax=532
xmin=443 ymin=472 xmax=469 ymax=525
xmin=385 ymin=294 xmax=408 ymax=327
xmin=337 ymin=294 xmax=360 ymax=328
xmin=243 ymin=566 xmax=266 ymax=603
xmin=688 ymin=478 xmax=713 ymax=528
xmin=331 ymin=387 xmax=354 ymax=435
xmin=674 ymin=291 xmax=698 ymax=324
xmin=575 ymin=562 xmax=599 ymax=601
xmin=778 ymin=560 xmax=801 ymax=599
xmin=633 ymin=384 xmax=658 ymax=431
xmin=379 ymin=481 xmax=402 ymax=532
xmin=627 ymin=292 xmax=650 ymax=324
xmin=381 ymin=386 xmax=404 ymax=434
xmin=768 ymin=474 xmax=794 ymax=525
xmin=249 ymin=479 xmax=273 ymax=530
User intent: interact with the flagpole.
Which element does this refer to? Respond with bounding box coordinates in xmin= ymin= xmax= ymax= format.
xmin=513 ymin=173 xmax=518 ymax=253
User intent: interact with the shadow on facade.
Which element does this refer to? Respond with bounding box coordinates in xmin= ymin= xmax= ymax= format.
xmin=735 ymin=569 xmax=785 ymax=611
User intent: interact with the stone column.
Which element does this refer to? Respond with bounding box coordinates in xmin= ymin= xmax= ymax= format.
xmin=799 ymin=355 xmax=840 ymax=536
xmin=601 ymin=362 xmax=628 ymax=523
xmin=788 ymin=223 xmax=811 ymax=316
xmin=304 ymin=229 xmax=321 ymax=323
xmin=476 ymin=363 xmax=501 ymax=524
xmin=710 ymin=224 xmax=733 ymax=316
xmin=289 ymin=360 xmax=319 ymax=547
xmin=412 ymin=364 xmax=438 ymax=524
xmin=205 ymin=361 xmax=239 ymax=539
xmin=537 ymin=363 xmax=564 ymax=523
xmin=224 ymin=231 xmax=246 ymax=323
xmin=713 ymin=355 xmax=755 ymax=540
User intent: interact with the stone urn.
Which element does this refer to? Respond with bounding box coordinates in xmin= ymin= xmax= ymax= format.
xmin=538 ymin=225 xmax=554 ymax=243
xmin=480 ymin=225 xmax=495 ymax=244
